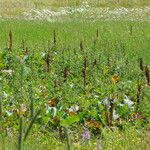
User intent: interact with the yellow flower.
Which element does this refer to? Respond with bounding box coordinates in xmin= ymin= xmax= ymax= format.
xmin=17 ymin=104 xmax=27 ymax=116
xmin=112 ymin=74 xmax=120 ymax=84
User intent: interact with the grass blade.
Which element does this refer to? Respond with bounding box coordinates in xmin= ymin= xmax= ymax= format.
xmin=23 ymin=108 xmax=42 ymax=141
xmin=18 ymin=116 xmax=23 ymax=150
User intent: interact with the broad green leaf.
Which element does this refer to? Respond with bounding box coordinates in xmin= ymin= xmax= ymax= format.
xmin=60 ymin=115 xmax=80 ymax=127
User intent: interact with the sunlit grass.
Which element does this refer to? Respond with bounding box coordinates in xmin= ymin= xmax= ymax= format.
xmin=0 ymin=126 xmax=150 ymax=149
xmin=0 ymin=0 xmax=150 ymax=18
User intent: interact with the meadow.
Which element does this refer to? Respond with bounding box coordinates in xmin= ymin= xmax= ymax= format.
xmin=0 ymin=1 xmax=150 ymax=150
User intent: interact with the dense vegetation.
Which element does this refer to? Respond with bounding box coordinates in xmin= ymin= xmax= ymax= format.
xmin=0 ymin=20 xmax=150 ymax=149
xmin=0 ymin=0 xmax=150 ymax=149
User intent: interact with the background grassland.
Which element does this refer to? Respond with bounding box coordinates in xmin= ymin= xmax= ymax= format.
xmin=0 ymin=20 xmax=150 ymax=64
xmin=0 ymin=0 xmax=150 ymax=17
xmin=1 ymin=0 xmax=150 ymax=8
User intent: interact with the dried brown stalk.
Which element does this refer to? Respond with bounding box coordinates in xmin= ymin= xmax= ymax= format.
xmin=80 ymin=41 xmax=83 ymax=51
xmin=145 ymin=65 xmax=150 ymax=86
xmin=64 ymin=67 xmax=70 ymax=82
xmin=8 ymin=30 xmax=12 ymax=51
xmin=136 ymin=83 xmax=142 ymax=111
xmin=53 ymin=30 xmax=56 ymax=46
xmin=82 ymin=56 xmax=87 ymax=89
xmin=139 ymin=58 xmax=144 ymax=71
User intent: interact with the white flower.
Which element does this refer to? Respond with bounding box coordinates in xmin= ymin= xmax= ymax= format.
xmin=68 ymin=105 xmax=80 ymax=113
xmin=1 ymin=70 xmax=14 ymax=75
xmin=6 ymin=110 xmax=13 ymax=116
xmin=113 ymin=110 xmax=119 ymax=120
xmin=103 ymin=97 xmax=110 ymax=108
xmin=102 ymin=95 xmax=117 ymax=108
xmin=41 ymin=52 xmax=46 ymax=58
xmin=124 ymin=95 xmax=134 ymax=108
xmin=46 ymin=105 xmax=57 ymax=117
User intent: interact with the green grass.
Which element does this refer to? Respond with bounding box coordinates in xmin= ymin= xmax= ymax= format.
xmin=0 ymin=20 xmax=150 ymax=149
xmin=0 ymin=127 xmax=150 ymax=150
xmin=0 ymin=20 xmax=150 ymax=62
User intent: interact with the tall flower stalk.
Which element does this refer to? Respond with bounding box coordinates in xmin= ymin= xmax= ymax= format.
xmin=82 ymin=127 xmax=91 ymax=141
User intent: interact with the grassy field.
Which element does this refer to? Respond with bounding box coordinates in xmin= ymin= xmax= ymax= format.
xmin=0 ymin=1 xmax=150 ymax=150
xmin=1 ymin=0 xmax=150 ymax=9
xmin=0 ymin=20 xmax=150 ymax=149
xmin=1 ymin=0 xmax=150 ymax=18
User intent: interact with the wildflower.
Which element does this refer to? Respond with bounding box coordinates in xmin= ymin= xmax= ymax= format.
xmin=46 ymin=104 xmax=57 ymax=117
xmin=102 ymin=97 xmax=110 ymax=108
xmin=41 ymin=52 xmax=46 ymax=58
xmin=65 ymin=105 xmax=80 ymax=116
xmin=17 ymin=104 xmax=27 ymax=116
xmin=112 ymin=74 xmax=120 ymax=84
xmin=82 ymin=127 xmax=91 ymax=141
xmin=102 ymin=95 xmax=117 ymax=109
xmin=124 ymin=95 xmax=134 ymax=108
xmin=113 ymin=110 xmax=119 ymax=120
xmin=97 ymin=142 xmax=102 ymax=150
xmin=1 ymin=70 xmax=14 ymax=75
xmin=68 ymin=105 xmax=80 ymax=113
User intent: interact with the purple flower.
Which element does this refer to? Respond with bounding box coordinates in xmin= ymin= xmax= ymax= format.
xmin=97 ymin=142 xmax=102 ymax=150
xmin=82 ymin=127 xmax=90 ymax=141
